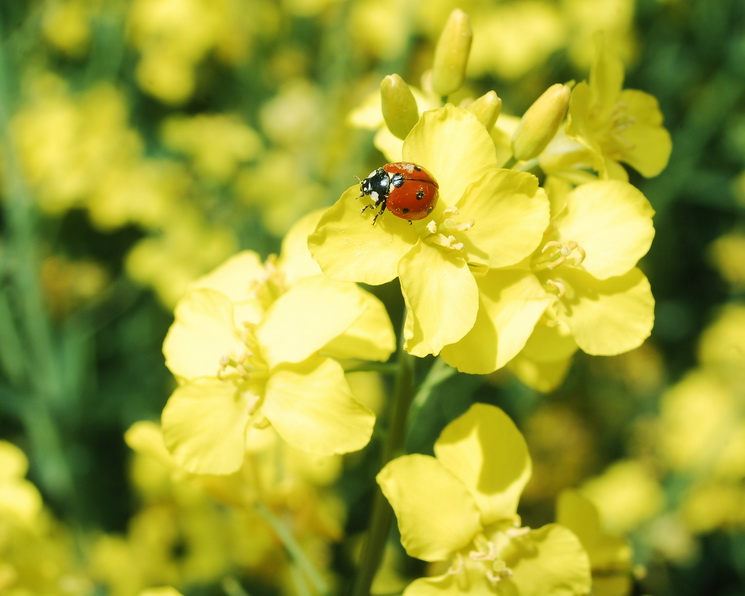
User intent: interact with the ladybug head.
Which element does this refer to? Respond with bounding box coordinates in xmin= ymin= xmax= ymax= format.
xmin=359 ymin=168 xmax=391 ymax=205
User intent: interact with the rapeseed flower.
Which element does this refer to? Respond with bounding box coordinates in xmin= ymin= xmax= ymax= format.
xmin=377 ymin=404 xmax=591 ymax=595
xmin=162 ymin=213 xmax=394 ymax=474
xmin=310 ymin=105 xmax=550 ymax=358
xmin=505 ymin=178 xmax=654 ymax=390
xmin=528 ymin=179 xmax=656 ymax=358
xmin=566 ymin=39 xmax=672 ymax=180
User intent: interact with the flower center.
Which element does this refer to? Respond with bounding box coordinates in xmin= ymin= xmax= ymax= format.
xmin=424 ymin=207 xmax=474 ymax=253
xmin=249 ymin=255 xmax=287 ymax=309
xmin=532 ymin=239 xmax=586 ymax=272
xmin=446 ymin=524 xmax=531 ymax=588
xmin=596 ymin=101 xmax=637 ymax=159
xmin=217 ymin=323 xmax=260 ymax=377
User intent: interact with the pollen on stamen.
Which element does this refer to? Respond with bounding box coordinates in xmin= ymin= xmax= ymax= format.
xmin=443 ymin=217 xmax=475 ymax=232
xmin=536 ymin=240 xmax=586 ymax=270
xmin=447 ymin=235 xmax=465 ymax=251
xmin=217 ymin=355 xmax=232 ymax=378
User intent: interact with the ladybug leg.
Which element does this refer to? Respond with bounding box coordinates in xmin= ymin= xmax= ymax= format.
xmin=371 ymin=200 xmax=387 ymax=225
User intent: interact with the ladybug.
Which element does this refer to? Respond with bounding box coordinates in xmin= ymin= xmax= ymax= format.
xmin=358 ymin=162 xmax=439 ymax=224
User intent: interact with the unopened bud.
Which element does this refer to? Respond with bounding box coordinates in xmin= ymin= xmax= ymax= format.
xmin=467 ymin=90 xmax=502 ymax=130
xmin=381 ymin=74 xmax=419 ymax=140
xmin=512 ymin=83 xmax=571 ymax=161
xmin=432 ymin=9 xmax=472 ymax=97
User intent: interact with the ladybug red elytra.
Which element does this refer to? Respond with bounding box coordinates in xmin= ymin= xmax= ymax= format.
xmin=358 ymin=162 xmax=439 ymax=225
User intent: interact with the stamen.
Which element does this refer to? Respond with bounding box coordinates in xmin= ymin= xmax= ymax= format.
xmin=243 ymin=391 xmax=262 ymax=416
xmin=545 ymin=279 xmax=566 ymax=297
xmin=533 ymin=239 xmax=586 ymax=271
xmin=443 ymin=217 xmax=475 ymax=232
xmin=470 ymin=540 xmax=497 ymax=561
xmin=505 ymin=526 xmax=531 ymax=538
xmin=446 ymin=553 xmax=464 ymax=576
xmin=486 ymin=562 xmax=513 ymax=583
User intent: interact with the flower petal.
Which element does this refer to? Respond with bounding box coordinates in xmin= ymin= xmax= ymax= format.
xmin=257 ymin=275 xmax=364 ymax=367
xmin=321 ymin=287 xmax=396 ymax=362
xmin=506 ymin=322 xmax=578 ymax=392
xmin=508 ymin=352 xmax=575 ymax=393
xmin=555 ymin=180 xmax=655 ymax=279
xmin=308 ymin=186 xmax=418 ymax=285
xmin=458 ymin=170 xmax=550 ymax=268
xmin=503 ymin=524 xmax=592 ymax=596
xmin=403 ymin=105 xmax=498 ymax=209
xmin=435 ymin=404 xmax=532 ymax=526
xmin=590 ymin=43 xmax=624 ymax=108
xmin=161 ymin=379 xmax=250 ymax=474
xmin=262 ymin=357 xmax=374 ymax=455
xmin=163 ymin=289 xmax=244 ymax=381
xmin=618 ymin=90 xmax=672 ymax=178
xmin=562 ymin=267 xmax=655 ymax=355
xmin=191 ymin=251 xmax=264 ymax=302
xmin=440 ymin=269 xmax=551 ymax=374
xmin=377 ymin=454 xmax=482 ymax=562
xmin=400 ymin=241 xmax=478 ymax=357
xmin=278 ymin=209 xmax=324 ymax=285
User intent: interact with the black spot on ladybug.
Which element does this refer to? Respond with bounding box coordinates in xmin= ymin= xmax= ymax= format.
xmin=414 ymin=165 xmax=422 ymax=171
xmin=416 ymin=190 xmax=424 ymax=200
xmin=402 ymin=208 xmax=410 ymax=213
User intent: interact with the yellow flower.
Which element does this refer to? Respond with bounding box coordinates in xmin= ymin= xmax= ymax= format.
xmin=528 ymin=179 xmax=656 ymax=359
xmin=124 ymin=420 xmax=346 ymax=591
xmin=566 ymin=40 xmax=672 ymax=180
xmin=310 ymin=105 xmax=550 ymax=358
xmin=377 ymin=404 xmax=591 ymax=595
xmin=162 ymin=213 xmax=394 ymax=474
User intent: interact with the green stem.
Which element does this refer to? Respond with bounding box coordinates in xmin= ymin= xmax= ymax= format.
xmin=349 ymin=332 xmax=416 ymax=596
xmin=344 ymin=362 xmax=400 ymax=375
xmin=408 ymin=357 xmax=457 ymax=427
xmin=254 ymin=501 xmax=330 ymax=596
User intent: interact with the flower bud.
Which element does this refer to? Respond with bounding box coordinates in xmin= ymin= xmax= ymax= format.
xmin=512 ymin=83 xmax=571 ymax=161
xmin=432 ymin=9 xmax=472 ymax=97
xmin=381 ymin=74 xmax=420 ymax=140
xmin=467 ymin=90 xmax=502 ymax=130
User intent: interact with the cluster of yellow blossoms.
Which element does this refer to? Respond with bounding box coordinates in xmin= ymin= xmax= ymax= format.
xmin=150 ymin=10 xmax=671 ymax=595
xmin=313 ymin=26 xmax=669 ymax=391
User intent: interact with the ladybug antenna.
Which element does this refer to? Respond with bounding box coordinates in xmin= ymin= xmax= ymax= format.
xmin=354 ymin=175 xmax=365 ymax=198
